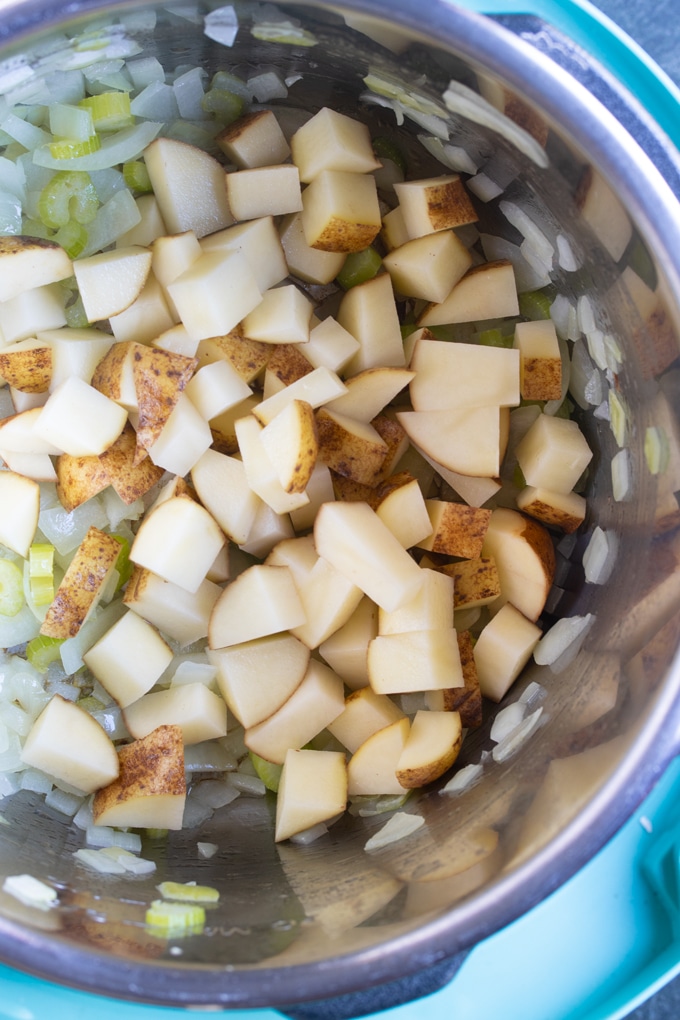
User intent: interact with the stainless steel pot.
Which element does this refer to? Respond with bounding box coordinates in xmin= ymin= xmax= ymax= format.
xmin=1 ymin=2 xmax=680 ymax=1016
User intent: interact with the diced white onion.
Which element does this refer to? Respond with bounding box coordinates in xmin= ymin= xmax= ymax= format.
xmin=33 ymin=120 xmax=162 ymax=172
xmin=608 ymin=389 xmax=628 ymax=447
xmin=20 ymin=769 xmax=53 ymax=795
xmin=492 ymin=707 xmax=543 ymax=762
xmin=38 ymin=499 xmax=110 ymax=556
xmin=197 ymin=841 xmax=218 ymax=859
xmin=533 ymin=614 xmax=594 ymax=670
xmin=583 ymin=526 xmax=618 ymax=584
xmin=586 ymin=328 xmax=608 ymax=371
xmin=73 ymin=799 xmax=94 ymax=831
xmin=173 ymin=66 xmax=208 ymax=120
xmin=500 ymin=200 xmax=554 ymax=264
xmin=182 ymin=797 xmax=214 ymax=829
xmin=416 ymin=135 xmax=479 ymax=174
xmin=3 ymin=874 xmax=57 ymax=910
xmin=130 ymin=80 xmax=180 ymax=122
xmin=204 ymin=5 xmax=239 ymax=46
xmin=247 ymin=71 xmax=287 ymax=103
xmin=81 ymin=187 xmax=142 ymax=256
xmin=519 ymin=681 xmax=546 ymax=708
xmin=577 ymin=293 xmax=597 ymax=335
xmin=226 ymin=772 xmax=266 ymax=797
xmin=44 ymin=787 xmax=84 ymax=817
xmin=556 ymin=233 xmax=580 ymax=271
xmin=184 ymin=741 xmax=237 ymax=773
xmin=190 ymin=779 xmax=240 ymax=809
xmin=74 ymin=847 xmax=126 ymax=874
xmin=611 ymin=449 xmax=631 ymax=501
xmin=439 ymin=762 xmax=484 ymax=796
xmin=443 ymin=79 xmax=548 ymax=167
xmin=490 ymin=701 xmax=526 ymax=744
xmin=101 ymin=846 xmax=157 ymax=874
xmin=290 ymin=822 xmax=328 ymax=845
xmin=467 ymin=173 xmax=503 ymax=202
xmin=364 ymin=811 xmax=424 ymax=851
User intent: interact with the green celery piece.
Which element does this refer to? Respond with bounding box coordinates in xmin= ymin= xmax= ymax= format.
xmin=0 ymin=559 xmax=25 ymax=617
xmin=79 ymin=92 xmax=133 ymax=132
xmin=48 ymin=135 xmax=101 ymax=160
xmin=38 ymin=170 xmax=99 ymax=229
xmin=201 ymin=88 xmax=245 ymax=124
xmin=145 ymin=900 xmax=205 ymax=937
xmin=111 ymin=534 xmax=133 ymax=590
xmin=157 ymin=881 xmax=220 ymax=904
xmin=249 ymin=751 xmax=282 ymax=793
xmin=123 ymin=159 xmax=152 ymax=193
xmin=336 ymin=247 xmax=382 ymax=290
xmin=478 ymin=327 xmax=513 ymax=348
xmin=518 ymin=289 xmax=553 ymax=321
xmin=53 ymin=220 xmax=88 ymax=259
xmin=26 ymin=634 xmax=65 ymax=672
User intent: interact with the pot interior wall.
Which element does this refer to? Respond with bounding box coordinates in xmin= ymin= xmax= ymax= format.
xmin=0 ymin=0 xmax=679 ymax=1006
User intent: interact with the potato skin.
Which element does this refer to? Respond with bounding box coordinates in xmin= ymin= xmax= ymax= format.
xmin=40 ymin=526 xmax=121 ymax=638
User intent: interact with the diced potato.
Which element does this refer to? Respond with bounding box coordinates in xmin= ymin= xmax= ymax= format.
xmin=394 ymin=175 xmax=478 ymax=238
xmin=409 ymin=336 xmax=520 ymax=411
xmin=371 ymin=414 xmax=410 ymax=480
xmin=167 ymin=249 xmax=262 ymax=343
xmin=132 ymin=346 xmax=198 ymax=456
xmin=0 ymin=407 xmax=62 ymax=455
xmin=143 ymin=137 xmax=234 ymax=238
xmin=290 ymin=461 xmax=335 ymax=533
xmin=516 ymin=485 xmax=586 ymax=533
xmin=146 ymin=392 xmax=213 ymax=477
xmin=378 ymin=569 xmax=454 ymax=634
xmin=92 ymin=724 xmax=186 ymax=830
xmin=209 ymin=632 xmax=310 ymax=728
xmin=417 ymin=260 xmax=519 ymax=327
xmin=217 ymin=110 xmax=291 ymax=168
xmin=425 ymin=630 xmax=482 ymax=728
xmin=347 ymin=717 xmax=410 ymax=796
xmin=381 ymin=205 xmax=410 ymax=251
xmin=151 ymin=229 xmax=202 ymax=320
xmin=73 ymin=245 xmax=153 ymax=323
xmin=576 ymin=166 xmax=632 ymax=262
xmin=290 ymin=107 xmax=381 ymax=182
xmin=301 ymin=169 xmax=381 ymax=253
xmin=130 ymin=495 xmax=225 ymax=594
xmin=90 ymin=339 xmax=137 ymax=407
xmin=43 ymin=327 xmax=114 ymax=390
xmin=185 ymin=360 xmax=252 ymax=420
xmin=109 ymin=274 xmax=175 ymax=344
xmin=337 ymin=272 xmax=405 ymax=372
xmin=245 ymin=660 xmax=345 ymax=765
xmin=200 ymin=215 xmax=288 ymax=293
xmin=328 ymin=686 xmax=405 ymax=753
xmin=191 ymin=447 xmax=261 ymax=544
xmin=196 ymin=326 xmax=271 ymax=383
xmin=289 ymin=555 xmax=364 ymax=649
xmin=34 ymin=376 xmax=127 ymax=458
xmin=260 ymin=400 xmax=319 ymax=495
xmin=305 ymin=317 xmax=360 ymax=373
xmin=242 ymin=284 xmax=313 ymax=345
xmin=326 ymin=367 xmax=414 ymax=424
xmin=83 ymin=610 xmax=173 ymax=708
xmin=209 ymin=564 xmax=306 ymax=649
xmin=417 ymin=500 xmax=492 ymax=558
xmin=275 ymin=748 xmax=347 ymax=842
xmin=234 ymin=414 xmax=310 ymax=515
xmin=439 ymin=556 xmax=501 ymax=610
xmin=481 ymin=507 xmax=555 ymax=622
xmin=124 ymin=682 xmax=227 ymax=745
xmin=115 ymin=193 xmax=167 ymax=248
xmin=515 ymin=413 xmax=593 ymax=495
xmin=375 ymin=475 xmax=433 ymax=549
xmin=367 ymin=629 xmax=463 ymax=694
xmin=124 ymin=567 xmax=221 ymax=647
xmin=226 ymin=164 xmax=302 ymax=220
xmin=314 ymin=500 xmax=424 ymax=613
xmin=21 ymin=695 xmax=119 ymax=795
xmin=514 ymin=319 xmax=562 ymax=401
xmin=0 ymin=339 xmax=52 ymax=393
xmin=279 ymin=212 xmax=347 ymax=284
xmin=395 ymin=710 xmax=463 ymax=788
xmin=264 ymin=344 xmax=313 ymax=397
xmin=383 ymin=230 xmax=472 ymax=303
xmin=209 ymin=394 xmax=261 ymax=455
xmin=473 ymin=602 xmax=542 ymax=702
xmin=239 ymin=501 xmax=294 ymax=559
xmin=397 ymin=406 xmax=502 ymax=478
xmin=0 ymin=236 xmax=72 ymax=302
xmin=252 ymin=366 xmax=347 ymax=426
xmin=315 ymin=407 xmax=389 ymax=486
xmin=0 ymin=470 xmax=40 ymax=557
xmin=40 ymin=526 xmax=121 ymax=639
xmin=0 ymin=284 xmax=66 ymax=344
xmin=319 ymin=596 xmax=378 ymax=690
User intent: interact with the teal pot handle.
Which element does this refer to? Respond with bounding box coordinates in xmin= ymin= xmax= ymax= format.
xmin=454 ymin=0 xmax=680 ymax=152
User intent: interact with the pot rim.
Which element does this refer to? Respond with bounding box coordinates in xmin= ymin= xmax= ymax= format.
xmin=1 ymin=0 xmax=680 ymax=1008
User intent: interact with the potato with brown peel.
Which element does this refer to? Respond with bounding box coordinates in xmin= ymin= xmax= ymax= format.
xmin=315 ymin=408 xmax=388 ymax=486
xmin=195 ymin=326 xmax=272 ymax=383
xmin=92 ymin=724 xmax=186 ymax=830
xmin=91 ymin=340 xmax=137 ymax=405
xmin=40 ymin=526 xmax=122 ymax=639
xmin=55 ymin=450 xmax=111 ymax=512
xmin=395 ymin=710 xmax=463 ymax=789
xmin=426 ymin=631 xmax=483 ymax=729
xmin=481 ymin=507 xmax=556 ymax=622
xmin=0 ymin=339 xmax=52 ymax=393
xmin=0 ymin=235 xmax=72 ymax=302
xmin=132 ymin=345 xmax=198 ymax=458
xmin=99 ymin=425 xmax=166 ymax=505
xmin=417 ymin=500 xmax=492 ymax=559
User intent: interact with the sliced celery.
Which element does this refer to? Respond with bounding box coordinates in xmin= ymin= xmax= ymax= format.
xmin=645 ymin=426 xmax=670 ymax=475
xmin=145 ymin=900 xmax=205 ymax=937
xmin=54 ymin=220 xmax=88 ymax=259
xmin=49 ymin=135 xmax=102 ymax=160
xmin=37 ymin=170 xmax=99 ymax=229
xmin=478 ymin=327 xmax=513 ymax=348
xmin=122 ymin=159 xmax=152 ymax=193
xmin=200 ymin=88 xmax=245 ymax=124
xmin=0 ymin=559 xmax=25 ymax=617
xmin=157 ymin=881 xmax=220 ymax=904
xmin=49 ymin=102 xmax=95 ymax=143
xmin=29 ymin=543 xmax=55 ymax=579
xmin=518 ymin=289 xmax=553 ymax=321
xmin=25 ymin=635 xmax=65 ymax=673
xmin=336 ymin=247 xmax=382 ymax=290
xmin=249 ymin=751 xmax=282 ymax=793
xmin=29 ymin=575 xmax=54 ymax=607
xmin=111 ymin=534 xmax=133 ymax=590
xmin=79 ymin=92 xmax=133 ymax=132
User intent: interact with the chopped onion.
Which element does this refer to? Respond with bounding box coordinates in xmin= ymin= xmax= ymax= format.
xmin=611 ymin=449 xmax=631 ymax=501
xmin=80 ymin=186 xmax=142 ymax=256
xmin=182 ymin=797 xmax=214 ymax=829
xmin=583 ymin=526 xmax=618 ymax=584
xmin=247 ymin=70 xmax=287 ymax=103
xmin=226 ymin=772 xmax=266 ymax=797
xmin=130 ymin=80 xmax=180 ymax=122
xmin=569 ymin=339 xmax=601 ymax=410
xmin=586 ymin=328 xmax=608 ymax=372
xmin=443 ymin=80 xmax=548 ymax=168
xmin=519 ymin=681 xmax=546 ymax=708
xmin=38 ymin=499 xmax=109 ymax=556
xmin=102 ymin=846 xmax=156 ymax=874
xmin=290 ymin=822 xmax=328 ymax=845
xmin=74 ymin=847 xmax=126 ymax=874
xmin=73 ymin=799 xmax=94 ymax=830
xmin=467 ymin=173 xmax=503 ymax=202
xmin=439 ymin=762 xmax=484 ymax=796
xmin=190 ymin=779 xmax=240 ymax=809
xmin=416 ymin=135 xmax=479 ymax=175
xmin=533 ymin=614 xmax=594 ymax=669
xmin=490 ymin=701 xmax=526 ymax=744
xmin=608 ymin=389 xmax=628 ymax=447
xmin=492 ymin=707 xmax=543 ymax=763
xmin=45 ymin=787 xmax=84 ymax=816
xmin=3 ymin=874 xmax=57 ymax=910
xmin=204 ymin=6 xmax=239 ymax=47
xmin=20 ymin=769 xmax=53 ymax=795
xmin=32 ymin=120 xmax=162 ymax=172
xmin=364 ymin=811 xmax=424 ymax=851
xmin=173 ymin=66 xmax=208 ymax=121
xmin=556 ymin=233 xmax=580 ymax=271
xmin=197 ymin=841 xmax=218 ymax=859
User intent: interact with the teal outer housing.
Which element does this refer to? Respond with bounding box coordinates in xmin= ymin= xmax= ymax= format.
xmin=2 ymin=2 xmax=680 ymax=1019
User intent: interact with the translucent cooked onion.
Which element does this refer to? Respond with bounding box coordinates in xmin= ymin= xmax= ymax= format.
xmin=33 ymin=120 xmax=162 ymax=172
xmin=492 ymin=707 xmax=544 ymax=763
xmin=364 ymin=811 xmax=424 ymax=851
xmin=443 ymin=79 xmax=548 ymax=167
xmin=489 ymin=701 xmax=526 ymax=744
xmin=583 ymin=526 xmax=619 ymax=585
xmin=290 ymin=822 xmax=328 ymax=845
xmin=534 ymin=614 xmax=595 ymax=671
xmin=439 ymin=762 xmax=484 ymax=796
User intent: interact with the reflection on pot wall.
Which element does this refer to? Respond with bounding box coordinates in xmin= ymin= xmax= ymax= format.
xmin=0 ymin=0 xmax=679 ymax=1008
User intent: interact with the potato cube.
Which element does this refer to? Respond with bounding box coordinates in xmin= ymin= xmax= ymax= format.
xmin=291 ymin=107 xmax=381 ymax=182
xmin=319 ymin=596 xmax=378 ymax=690
xmin=217 ymin=110 xmax=291 ymax=168
xmin=209 ymin=564 xmax=306 ymax=649
xmin=417 ymin=500 xmax=492 ymax=558
xmin=0 ymin=470 xmax=40 ymax=558
xmin=516 ymin=485 xmax=586 ymax=533
xmin=34 ymin=376 xmax=127 ymax=457
xmin=305 ymin=317 xmax=360 ymax=373
xmin=514 ymin=319 xmax=562 ymax=401
xmin=383 ymin=230 xmax=472 ymax=303
xmin=242 ymin=284 xmax=313 ymax=345
xmin=0 ymin=338 xmax=52 ymax=393
xmin=301 ymin=169 xmax=381 ymax=253
xmin=41 ymin=526 xmax=121 ymax=639
xmin=315 ymin=407 xmax=388 ymax=486
xmin=368 ymin=629 xmax=463 ymax=694
xmin=167 ymin=249 xmax=262 ymax=342
xmin=130 ymin=495 xmax=225 ymax=594
xmin=378 ymin=569 xmax=454 ymax=635
xmin=124 ymin=682 xmax=227 ymax=746
xmin=327 ymin=686 xmax=405 ymax=753
xmin=337 ymin=273 xmax=405 ymax=372
xmin=275 ymin=748 xmax=348 ymax=842
xmin=226 ymin=164 xmax=302 ymax=220
xmin=279 ymin=212 xmax=347 ymax=284
xmin=515 ymin=413 xmax=593 ymax=494
xmin=124 ymin=567 xmax=221 ymax=647
xmin=417 ymin=260 xmax=519 ymax=327
xmin=185 ymin=360 xmax=252 ymax=420
xmin=83 ymin=610 xmax=173 ymax=708
xmin=0 ymin=283 xmax=66 ymax=343
xmin=473 ymin=602 xmax=542 ymax=702
xmin=200 ymin=216 xmax=288 ymax=293
xmin=394 ymin=174 xmax=478 ymax=238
